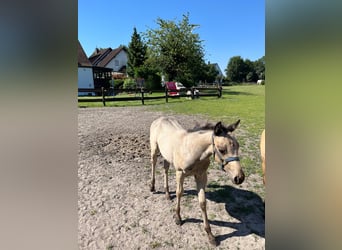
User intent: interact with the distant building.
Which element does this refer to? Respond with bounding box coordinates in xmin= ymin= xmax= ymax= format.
xmin=78 ymin=41 xmax=113 ymax=95
xmin=89 ymin=46 xmax=128 ymax=79
xmin=209 ymin=63 xmax=224 ymax=83
xmin=78 ymin=40 xmax=94 ymax=96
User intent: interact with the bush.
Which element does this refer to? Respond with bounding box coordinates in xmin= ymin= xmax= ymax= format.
xmin=145 ymin=74 xmax=162 ymax=90
xmin=113 ymin=79 xmax=124 ymax=88
xmin=123 ymin=78 xmax=136 ymax=89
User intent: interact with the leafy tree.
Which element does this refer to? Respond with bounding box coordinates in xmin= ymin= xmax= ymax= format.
xmin=254 ymin=56 xmax=265 ymax=80
xmin=129 ymin=47 xmax=162 ymax=90
xmin=225 ymin=56 xmax=264 ymax=83
xmin=145 ymin=13 xmax=206 ymax=86
xmin=127 ymin=27 xmax=147 ymax=78
xmin=244 ymin=59 xmax=258 ymax=82
xmin=134 ymin=62 xmax=161 ymax=90
xmin=202 ymin=63 xmax=219 ymax=83
xmin=225 ymin=56 xmax=246 ymax=82
xmin=246 ymin=72 xmax=256 ymax=82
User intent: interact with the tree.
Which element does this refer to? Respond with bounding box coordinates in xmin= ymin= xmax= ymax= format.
xmin=127 ymin=27 xmax=147 ymax=78
xmin=254 ymin=56 xmax=265 ymax=80
xmin=225 ymin=56 xmax=264 ymax=83
xmin=203 ymin=63 xmax=219 ymax=83
xmin=244 ymin=59 xmax=258 ymax=82
xmin=145 ymin=13 xmax=206 ymax=86
xmin=225 ymin=56 xmax=246 ymax=82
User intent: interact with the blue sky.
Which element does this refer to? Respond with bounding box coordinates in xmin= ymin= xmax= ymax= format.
xmin=78 ymin=0 xmax=264 ymax=75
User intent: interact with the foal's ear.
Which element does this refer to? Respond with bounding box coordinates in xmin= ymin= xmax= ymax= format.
xmin=227 ymin=119 xmax=240 ymax=132
xmin=214 ymin=121 xmax=226 ymax=135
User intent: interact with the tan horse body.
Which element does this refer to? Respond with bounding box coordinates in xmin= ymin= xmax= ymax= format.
xmin=260 ymin=129 xmax=266 ymax=184
xmin=150 ymin=117 xmax=245 ymax=246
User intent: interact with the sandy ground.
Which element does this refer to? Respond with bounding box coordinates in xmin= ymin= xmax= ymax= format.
xmin=78 ymin=107 xmax=265 ymax=249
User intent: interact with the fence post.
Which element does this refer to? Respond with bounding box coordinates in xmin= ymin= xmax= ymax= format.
xmin=101 ymin=87 xmax=106 ymax=106
xmin=191 ymin=87 xmax=195 ymax=100
xmin=141 ymin=87 xmax=145 ymax=105
xmin=217 ymin=86 xmax=222 ymax=98
xmin=165 ymin=86 xmax=168 ymax=103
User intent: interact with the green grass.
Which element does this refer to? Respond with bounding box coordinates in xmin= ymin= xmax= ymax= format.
xmin=150 ymin=85 xmax=265 ymax=134
xmin=78 ymin=85 xmax=264 ymax=130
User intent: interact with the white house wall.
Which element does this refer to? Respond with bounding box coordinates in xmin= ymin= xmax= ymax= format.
xmin=78 ymin=67 xmax=94 ymax=95
xmin=106 ymin=50 xmax=128 ymax=72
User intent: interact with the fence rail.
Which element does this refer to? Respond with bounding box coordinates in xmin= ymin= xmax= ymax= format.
xmin=78 ymin=86 xmax=222 ymax=106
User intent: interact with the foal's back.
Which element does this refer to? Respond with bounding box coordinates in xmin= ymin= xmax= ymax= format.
xmin=150 ymin=117 xmax=186 ymax=139
xmin=150 ymin=117 xmax=186 ymax=163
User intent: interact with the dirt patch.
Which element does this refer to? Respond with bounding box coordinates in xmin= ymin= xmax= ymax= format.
xmin=78 ymin=107 xmax=265 ymax=249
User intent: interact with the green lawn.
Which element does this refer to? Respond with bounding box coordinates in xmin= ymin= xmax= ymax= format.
xmin=78 ymin=84 xmax=265 ymax=136
xmin=150 ymin=85 xmax=265 ymax=135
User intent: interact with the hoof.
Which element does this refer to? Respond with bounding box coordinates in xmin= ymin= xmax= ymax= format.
xmin=174 ymin=215 xmax=182 ymax=225
xmin=208 ymin=236 xmax=218 ymax=246
xmin=150 ymin=186 xmax=155 ymax=192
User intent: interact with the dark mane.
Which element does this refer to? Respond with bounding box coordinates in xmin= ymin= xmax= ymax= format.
xmin=187 ymin=122 xmax=215 ymax=132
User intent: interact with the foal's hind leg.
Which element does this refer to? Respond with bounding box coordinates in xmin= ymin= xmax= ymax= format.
xmin=175 ymin=170 xmax=185 ymax=225
xmin=195 ymin=173 xmax=217 ymax=246
xmin=163 ymin=160 xmax=171 ymax=200
xmin=150 ymin=141 xmax=158 ymax=192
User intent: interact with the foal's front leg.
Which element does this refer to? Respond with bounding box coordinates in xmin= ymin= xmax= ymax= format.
xmin=175 ymin=170 xmax=184 ymax=225
xmin=163 ymin=160 xmax=171 ymax=200
xmin=195 ymin=173 xmax=217 ymax=246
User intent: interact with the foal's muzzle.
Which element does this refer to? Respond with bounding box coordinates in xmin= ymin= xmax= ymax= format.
xmin=222 ymin=157 xmax=245 ymax=185
xmin=233 ymin=172 xmax=245 ymax=185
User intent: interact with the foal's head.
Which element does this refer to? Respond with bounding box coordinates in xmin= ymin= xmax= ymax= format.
xmin=212 ymin=120 xmax=245 ymax=185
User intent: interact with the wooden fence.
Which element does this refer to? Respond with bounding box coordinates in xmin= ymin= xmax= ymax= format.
xmin=78 ymin=86 xmax=222 ymax=106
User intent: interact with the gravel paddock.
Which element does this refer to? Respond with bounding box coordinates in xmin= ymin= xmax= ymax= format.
xmin=78 ymin=107 xmax=265 ymax=249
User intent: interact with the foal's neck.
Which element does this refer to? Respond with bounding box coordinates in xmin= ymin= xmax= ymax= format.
xmin=186 ymin=130 xmax=213 ymax=160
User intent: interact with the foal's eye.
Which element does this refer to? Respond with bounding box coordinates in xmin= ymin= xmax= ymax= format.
xmin=219 ymin=149 xmax=227 ymax=154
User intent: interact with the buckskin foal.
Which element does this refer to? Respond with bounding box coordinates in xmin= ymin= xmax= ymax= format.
xmin=149 ymin=117 xmax=245 ymax=246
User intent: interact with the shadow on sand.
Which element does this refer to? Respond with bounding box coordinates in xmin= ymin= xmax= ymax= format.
xmin=179 ymin=184 xmax=265 ymax=245
xmin=155 ymin=183 xmax=264 ymax=245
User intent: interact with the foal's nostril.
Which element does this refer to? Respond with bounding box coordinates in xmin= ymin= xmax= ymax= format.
xmin=234 ymin=174 xmax=245 ymax=184
xmin=234 ymin=176 xmax=239 ymax=184
xmin=240 ymin=174 xmax=245 ymax=184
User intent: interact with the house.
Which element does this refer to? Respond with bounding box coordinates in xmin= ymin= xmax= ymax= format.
xmin=78 ymin=41 xmax=114 ymax=96
xmin=78 ymin=40 xmax=95 ymax=96
xmin=209 ymin=63 xmax=224 ymax=83
xmin=89 ymin=46 xmax=128 ymax=78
